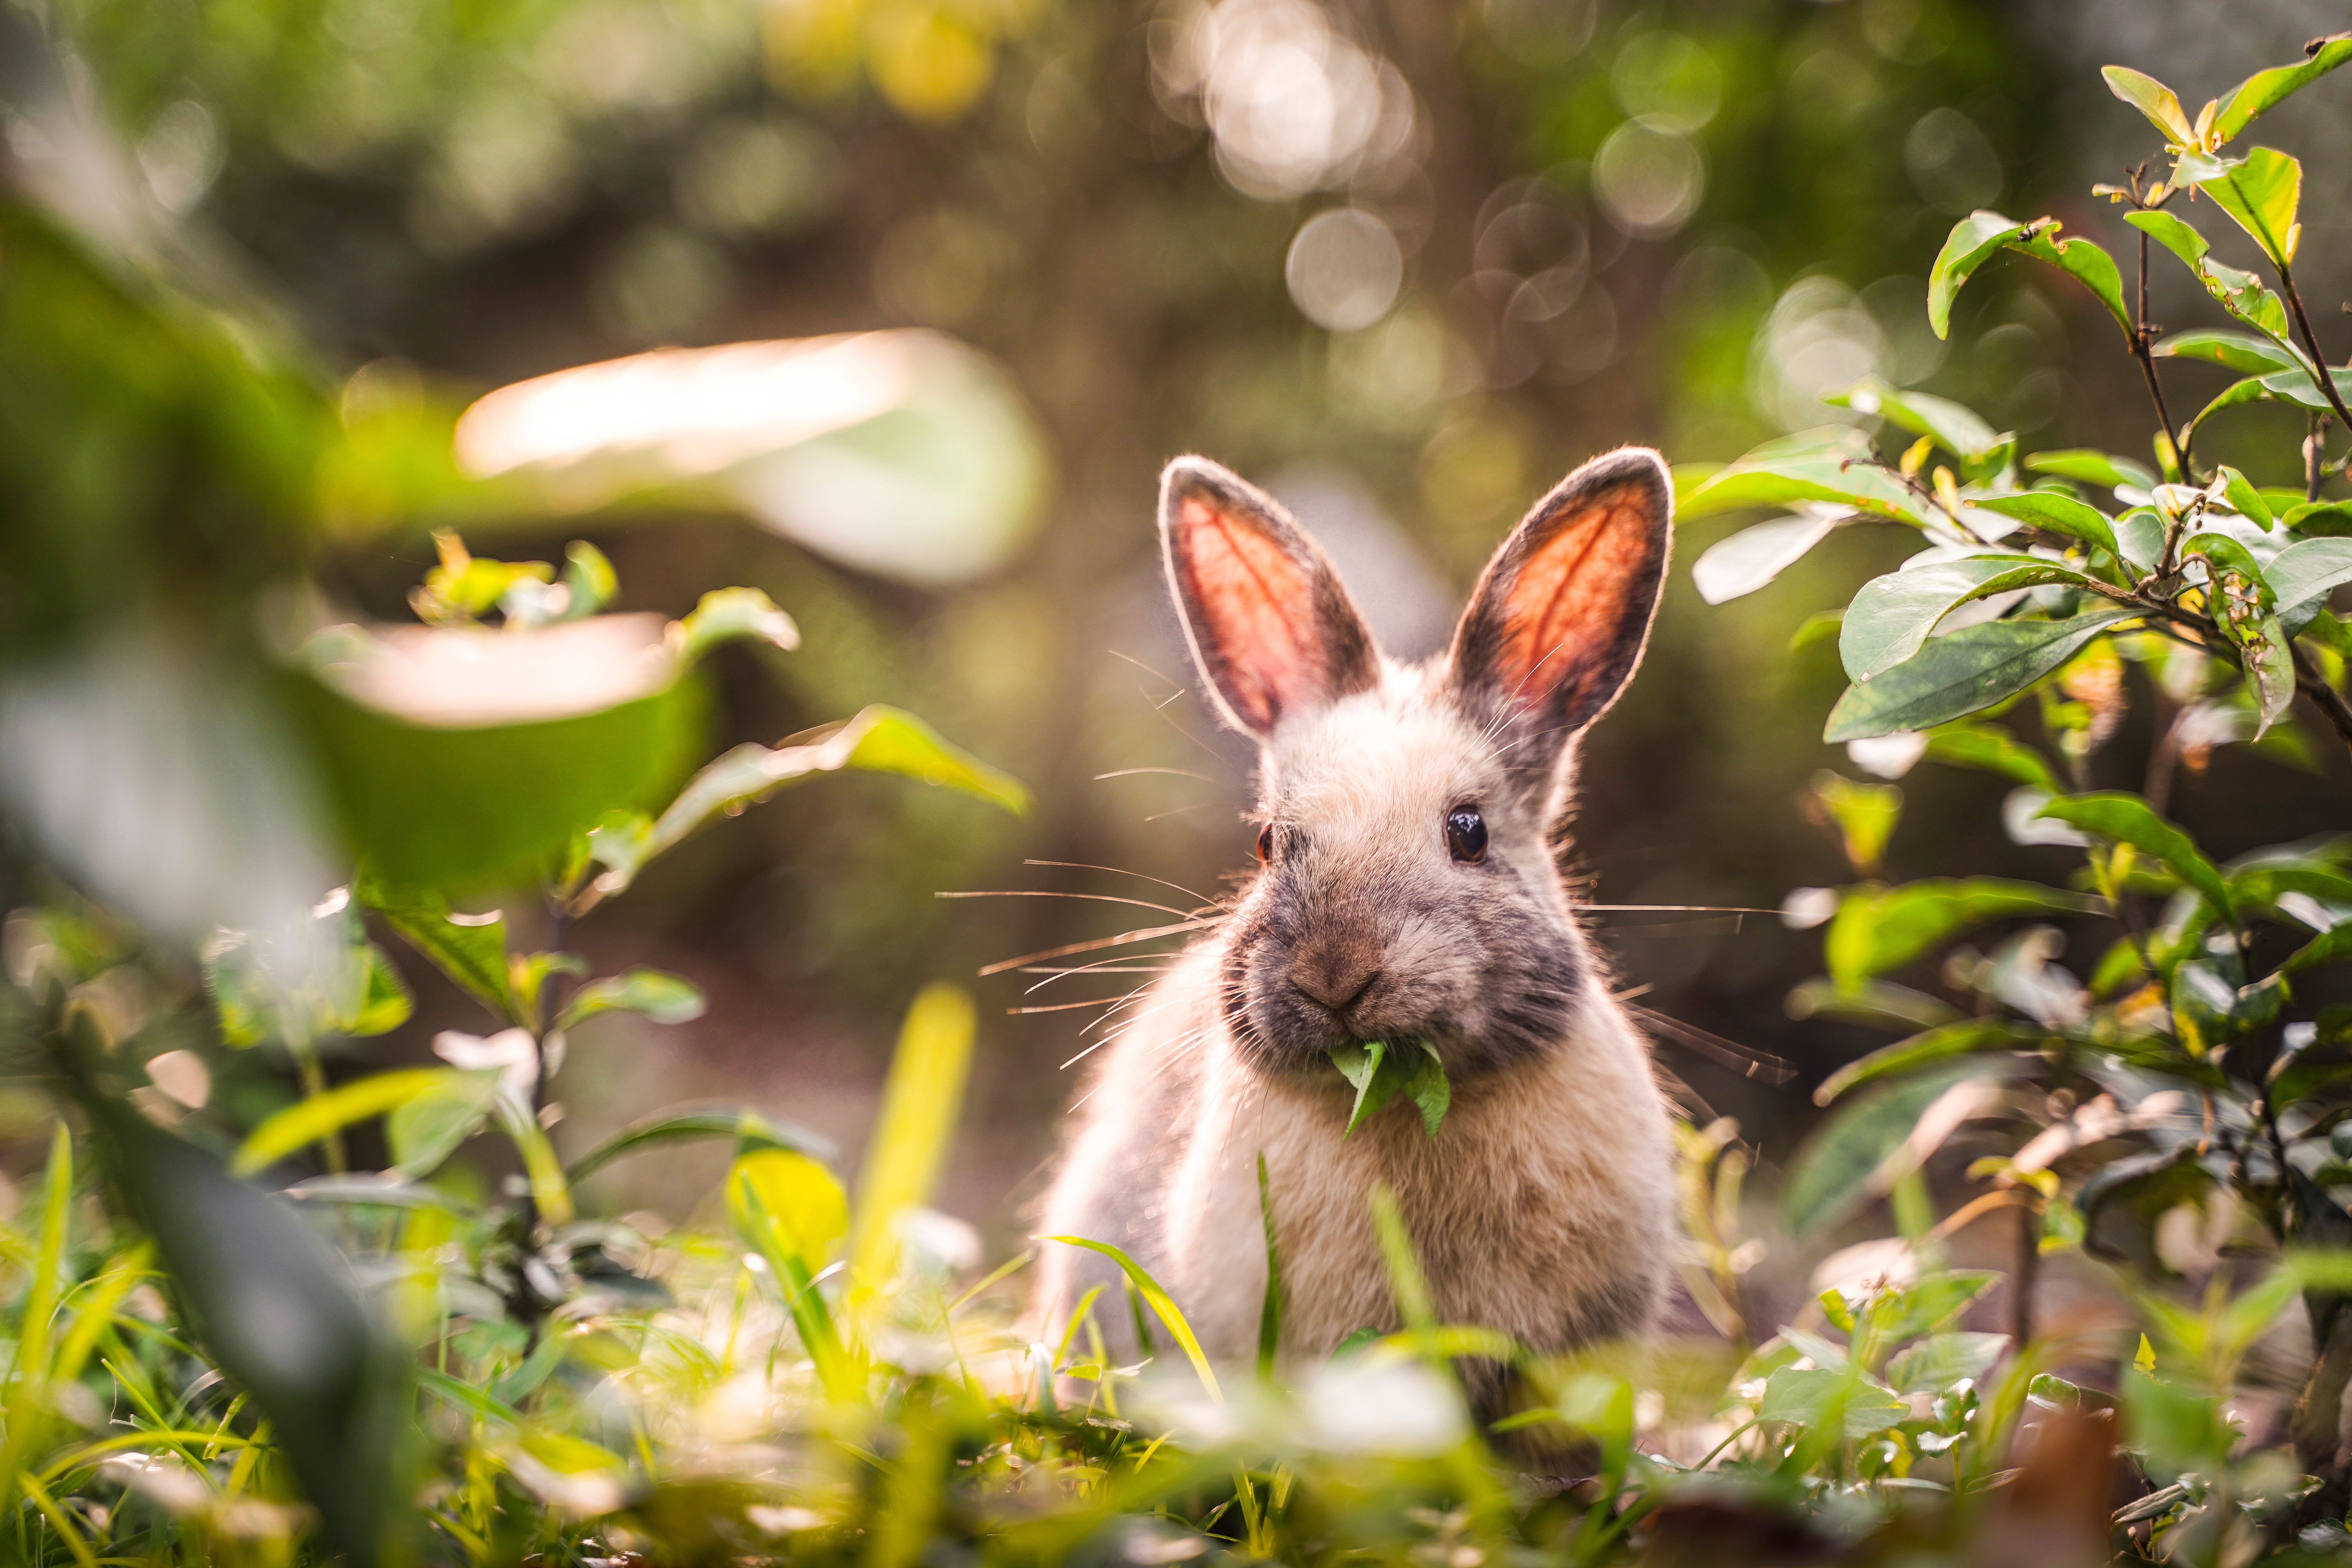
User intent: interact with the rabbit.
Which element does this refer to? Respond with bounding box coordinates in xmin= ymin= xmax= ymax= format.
xmin=1031 ymin=446 xmax=1682 ymax=1406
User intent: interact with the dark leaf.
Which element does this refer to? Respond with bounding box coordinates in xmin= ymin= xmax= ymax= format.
xmin=1823 ymin=610 xmax=2140 ymax=742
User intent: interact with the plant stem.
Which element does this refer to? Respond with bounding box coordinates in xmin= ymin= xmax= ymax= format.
xmin=2132 ymin=227 xmax=2185 ymax=472
xmin=2010 ymin=1194 xmax=2040 ymax=1347
xmin=2280 ymin=265 xmax=2352 ymax=435
xmin=2309 ymin=412 xmax=2328 ymax=504
xmin=2290 ymin=640 xmax=2352 ymax=751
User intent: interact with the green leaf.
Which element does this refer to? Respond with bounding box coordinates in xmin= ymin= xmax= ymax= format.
xmin=671 ymin=586 xmax=801 ymax=664
xmin=1826 ymin=377 xmax=2004 ymax=465
xmin=1329 ymin=1039 xmax=1451 ymax=1138
xmin=1813 ymin=1018 xmax=2046 ymax=1105
xmin=560 ymin=541 xmax=617 ymax=619
xmin=1812 ymin=771 xmax=1902 ymax=878
xmin=1927 ymin=211 xmax=2031 ymax=339
xmin=1826 ymin=879 xmax=2096 ymax=992
xmin=1689 ymin=510 xmax=1844 ymax=604
xmin=2130 ymin=211 xmax=2298 ymax=347
xmin=2035 ymin=792 xmax=2234 ymax=920
xmin=1257 ymin=1154 xmax=1283 ymax=1383
xmin=2009 ymin=226 xmax=2133 ymax=343
xmin=2102 ymin=65 xmax=2196 ymax=145
xmin=232 ymin=1069 xmax=453 ymax=1176
xmin=590 ymin=704 xmax=1027 ymax=895
xmin=1965 ymin=493 xmax=2122 ymax=566
xmin=2152 ymin=328 xmax=2301 ymax=376
xmin=2193 ymin=147 xmax=2303 ymax=265
xmin=1758 ymin=1365 xmax=1908 ymax=1437
xmin=1823 ymin=609 xmax=2140 ymax=742
xmin=339 ymin=944 xmax=414 ymax=1037
xmin=848 ymin=983 xmax=976 ymax=1292
xmin=2268 ymin=539 xmax=2352 ymax=635
xmin=2024 ymin=449 xmax=2155 ymax=491
xmin=1676 ymin=428 xmax=1937 ymax=526
xmin=1886 ymin=1331 xmax=2010 ymax=1394
xmin=1863 ymin=1272 xmax=2002 ymax=1351
xmin=557 ymin=967 xmax=707 ymax=1029
xmin=2214 ymin=466 xmax=2276 ymax=532
xmin=356 ymin=879 xmax=515 ymax=1020
xmin=2282 ymin=924 xmax=2352 ymax=977
xmin=1783 ymin=1063 xmax=1996 ymax=1236
xmin=2244 ymin=616 xmax=2298 ymax=738
xmin=385 ymin=1069 xmax=501 ymax=1178
xmin=2213 ymin=35 xmax=2352 ymax=143
xmin=728 ymin=1147 xmax=849 ymax=1274
xmin=2181 ymin=531 xmax=2276 ymax=608
xmin=1044 ymin=1236 xmax=1222 ymax=1403
xmin=567 ymin=1104 xmax=829 ymax=1183
xmin=1922 ymin=722 xmax=2061 ymax=792
xmin=2285 ymin=500 xmax=2352 ymax=537
xmin=1841 ymin=556 xmax=2091 ymax=682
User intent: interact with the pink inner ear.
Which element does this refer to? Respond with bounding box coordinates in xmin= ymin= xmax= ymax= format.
xmin=1178 ymin=496 xmax=1318 ymax=731
xmin=1495 ymin=488 xmax=1651 ymax=710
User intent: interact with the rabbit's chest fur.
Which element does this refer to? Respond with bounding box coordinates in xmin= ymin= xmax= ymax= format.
xmin=1036 ymin=947 xmax=1677 ymax=1364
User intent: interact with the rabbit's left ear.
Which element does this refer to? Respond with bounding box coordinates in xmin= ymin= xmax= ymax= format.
xmin=1448 ymin=447 xmax=1672 ymax=777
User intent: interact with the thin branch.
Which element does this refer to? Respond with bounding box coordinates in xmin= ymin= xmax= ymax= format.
xmin=2281 ymin=265 xmax=2352 ymax=435
xmin=2290 ymin=639 xmax=2352 ymax=752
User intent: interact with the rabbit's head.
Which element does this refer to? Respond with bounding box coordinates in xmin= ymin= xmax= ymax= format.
xmin=1160 ymin=448 xmax=1671 ymax=1083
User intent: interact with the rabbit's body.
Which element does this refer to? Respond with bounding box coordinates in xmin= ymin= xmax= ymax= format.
xmin=1034 ymin=449 xmax=1682 ymax=1380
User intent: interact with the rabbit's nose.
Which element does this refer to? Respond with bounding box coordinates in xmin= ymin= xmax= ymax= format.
xmin=1290 ymin=952 xmax=1383 ymax=1016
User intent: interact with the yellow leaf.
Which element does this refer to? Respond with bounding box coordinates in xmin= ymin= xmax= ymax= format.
xmin=849 ymin=983 xmax=975 ymax=1291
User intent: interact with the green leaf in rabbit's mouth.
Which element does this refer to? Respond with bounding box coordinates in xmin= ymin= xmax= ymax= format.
xmin=1327 ymin=1040 xmax=1449 ymax=1137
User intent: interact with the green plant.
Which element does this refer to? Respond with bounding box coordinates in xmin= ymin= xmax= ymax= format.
xmin=1677 ymin=25 xmax=2352 ymax=1552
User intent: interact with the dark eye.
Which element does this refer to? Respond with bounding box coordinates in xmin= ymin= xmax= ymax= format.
xmin=1445 ymin=806 xmax=1487 ymax=864
xmin=1255 ymin=822 xmax=1275 ymax=863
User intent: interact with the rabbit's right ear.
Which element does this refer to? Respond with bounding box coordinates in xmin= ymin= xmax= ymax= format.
xmin=1160 ymin=456 xmax=1380 ymax=739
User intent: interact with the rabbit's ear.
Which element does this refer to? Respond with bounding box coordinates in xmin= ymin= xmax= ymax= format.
xmin=1448 ymin=447 xmax=1671 ymax=773
xmin=1160 ymin=456 xmax=1380 ymax=738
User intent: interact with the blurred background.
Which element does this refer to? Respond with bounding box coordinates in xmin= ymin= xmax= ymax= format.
xmin=3 ymin=0 xmax=2348 ymax=1253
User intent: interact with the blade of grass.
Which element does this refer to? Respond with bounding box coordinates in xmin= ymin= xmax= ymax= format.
xmin=1043 ymin=1236 xmax=1221 ymax=1403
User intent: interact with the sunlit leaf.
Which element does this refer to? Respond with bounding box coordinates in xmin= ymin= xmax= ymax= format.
xmin=1675 ymin=428 xmax=1937 ymax=527
xmin=1823 ymin=610 xmax=2140 ymax=742
xmin=2024 ymin=449 xmax=2154 ymax=491
xmin=1826 ymin=378 xmax=2005 ymax=466
xmin=2194 ymin=147 xmax=2303 ymax=265
xmin=1927 ymin=211 xmax=2032 ymax=339
xmin=1758 ymin=1365 xmax=1907 ymax=1437
xmin=2102 ymin=65 xmax=2196 ymax=146
xmin=232 ymin=1069 xmax=452 ymax=1176
xmin=2008 ymin=226 xmax=2132 ymax=343
xmin=2152 ymin=328 xmax=2300 ymax=376
xmin=1964 ymin=493 xmax=2122 ymax=567
xmin=557 ymin=967 xmax=707 ymax=1029
xmin=386 ymin=1068 xmax=501 ymax=1178
xmin=1826 ymin=878 xmax=2095 ymax=993
xmin=729 ymin=1147 xmax=850 ymax=1273
xmin=1841 ymin=556 xmax=2090 ymax=682
xmin=356 ymin=878 xmax=515 ymax=1020
xmin=2036 ymin=792 xmax=2234 ymax=919
xmin=2212 ymin=34 xmax=2352 ymax=143
xmin=1043 ymin=1235 xmax=1222 ymax=1403
xmin=567 ymin=1104 xmax=832 ymax=1183
xmin=590 ymin=705 xmax=1028 ymax=897
xmin=2269 ymin=539 xmax=2352 ymax=635
xmin=1689 ymin=509 xmax=1846 ymax=604
xmin=1921 ymin=722 xmax=2061 ymax=792
xmin=671 ymin=586 xmax=801 ymax=664
xmin=1813 ymin=1017 xmax=2046 ymax=1105
xmin=2213 ymin=466 xmax=2276 ymax=533
xmin=848 ymin=984 xmax=975 ymax=1295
